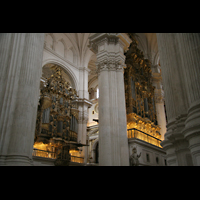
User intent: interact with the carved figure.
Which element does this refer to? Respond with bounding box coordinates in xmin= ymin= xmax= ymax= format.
xmin=130 ymin=147 xmax=141 ymax=166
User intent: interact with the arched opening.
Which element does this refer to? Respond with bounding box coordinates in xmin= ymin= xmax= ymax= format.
xmin=42 ymin=60 xmax=78 ymax=91
xmin=42 ymin=63 xmax=73 ymax=86
xmin=33 ymin=63 xmax=84 ymax=164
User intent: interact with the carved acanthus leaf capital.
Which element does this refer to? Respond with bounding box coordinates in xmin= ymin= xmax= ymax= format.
xmin=96 ymin=59 xmax=125 ymax=74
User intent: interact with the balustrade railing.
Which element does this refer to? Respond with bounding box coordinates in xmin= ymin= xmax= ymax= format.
xmin=127 ymin=128 xmax=162 ymax=148
xmin=32 ymin=149 xmax=84 ymax=163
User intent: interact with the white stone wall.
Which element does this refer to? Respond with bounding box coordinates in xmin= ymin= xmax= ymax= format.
xmin=129 ymin=138 xmax=167 ymax=166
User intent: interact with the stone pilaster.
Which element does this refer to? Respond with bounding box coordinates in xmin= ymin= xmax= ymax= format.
xmin=89 ymin=33 xmax=129 ymax=166
xmin=176 ymin=33 xmax=200 ymax=165
xmin=0 ymin=33 xmax=45 ymax=165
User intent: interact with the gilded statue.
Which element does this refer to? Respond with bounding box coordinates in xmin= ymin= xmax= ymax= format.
xmin=130 ymin=147 xmax=141 ymax=166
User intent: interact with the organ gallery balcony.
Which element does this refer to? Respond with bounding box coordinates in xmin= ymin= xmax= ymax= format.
xmin=127 ymin=128 xmax=162 ymax=148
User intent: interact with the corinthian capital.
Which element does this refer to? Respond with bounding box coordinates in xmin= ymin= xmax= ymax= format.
xmin=96 ymin=59 xmax=125 ymax=74
xmin=89 ymin=33 xmax=128 ymax=74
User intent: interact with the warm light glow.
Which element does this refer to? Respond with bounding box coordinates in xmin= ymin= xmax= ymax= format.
xmin=87 ymin=121 xmax=98 ymax=127
xmin=33 ymin=142 xmax=56 ymax=159
xmin=97 ymin=88 xmax=99 ymax=99
xmin=33 ymin=142 xmax=84 ymax=163
xmin=69 ymin=150 xmax=84 ymax=163
xmin=69 ymin=150 xmax=80 ymax=157
xmin=127 ymin=113 xmax=162 ymax=148
xmin=34 ymin=142 xmax=48 ymax=151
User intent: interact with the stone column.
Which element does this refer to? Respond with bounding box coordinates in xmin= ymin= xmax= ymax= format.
xmin=161 ymin=139 xmax=178 ymax=166
xmin=152 ymin=67 xmax=167 ymax=141
xmin=77 ymin=65 xmax=93 ymax=163
xmin=0 ymin=33 xmax=45 ymax=165
xmin=176 ymin=33 xmax=200 ymax=165
xmin=154 ymin=90 xmax=166 ymax=141
xmin=157 ymin=33 xmax=190 ymax=166
xmin=89 ymin=33 xmax=129 ymax=166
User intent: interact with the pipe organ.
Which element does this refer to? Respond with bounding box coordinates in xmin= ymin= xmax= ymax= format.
xmin=124 ymin=34 xmax=161 ymax=147
xmin=33 ymin=66 xmax=82 ymax=163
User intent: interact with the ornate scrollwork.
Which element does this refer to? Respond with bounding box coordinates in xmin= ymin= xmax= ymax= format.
xmin=34 ymin=65 xmax=79 ymax=159
xmin=124 ymin=34 xmax=161 ymax=143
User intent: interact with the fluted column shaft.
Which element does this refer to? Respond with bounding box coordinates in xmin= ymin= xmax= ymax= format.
xmin=89 ymin=33 xmax=129 ymax=166
xmin=98 ymin=69 xmax=112 ymax=165
xmin=116 ymin=66 xmax=129 ymax=165
xmin=157 ymin=34 xmax=188 ymax=124
xmin=177 ymin=33 xmax=200 ymax=165
xmin=157 ymin=33 xmax=190 ymax=165
xmin=0 ymin=33 xmax=44 ymax=165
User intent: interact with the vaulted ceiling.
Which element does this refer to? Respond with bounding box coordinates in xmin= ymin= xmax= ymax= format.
xmin=136 ymin=33 xmax=159 ymax=65
xmin=45 ymin=33 xmax=159 ymax=89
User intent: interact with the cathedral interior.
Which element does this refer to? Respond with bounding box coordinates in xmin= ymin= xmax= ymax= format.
xmin=0 ymin=33 xmax=199 ymax=166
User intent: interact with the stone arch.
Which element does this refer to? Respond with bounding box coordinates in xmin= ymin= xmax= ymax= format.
xmin=88 ymin=127 xmax=98 ymax=137
xmin=88 ymin=76 xmax=98 ymax=89
xmin=42 ymin=59 xmax=79 ymax=91
xmin=136 ymin=33 xmax=148 ymax=55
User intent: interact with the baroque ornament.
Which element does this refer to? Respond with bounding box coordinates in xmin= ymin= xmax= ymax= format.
xmin=124 ymin=34 xmax=162 ymax=148
xmin=33 ymin=65 xmax=86 ymax=165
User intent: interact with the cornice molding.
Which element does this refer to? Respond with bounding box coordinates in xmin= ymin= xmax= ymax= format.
xmin=79 ymin=67 xmax=90 ymax=72
xmin=77 ymin=98 xmax=93 ymax=108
